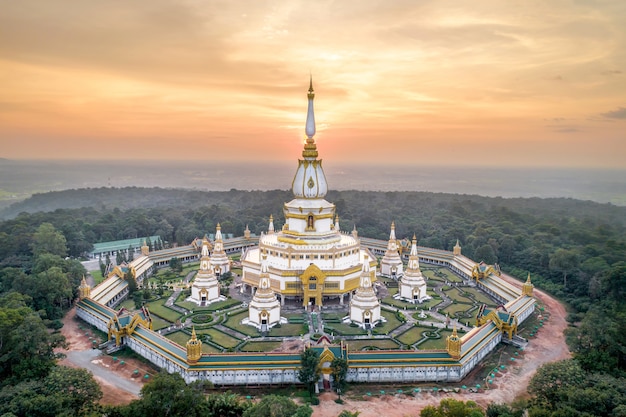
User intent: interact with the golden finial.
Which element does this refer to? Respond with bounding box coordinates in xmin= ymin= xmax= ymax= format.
xmin=307 ymin=74 xmax=314 ymax=99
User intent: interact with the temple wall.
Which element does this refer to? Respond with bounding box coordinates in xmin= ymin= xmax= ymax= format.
xmin=75 ymin=305 xmax=109 ymax=333
xmin=75 ymin=237 xmax=536 ymax=387
xmin=346 ymin=365 xmax=463 ymax=383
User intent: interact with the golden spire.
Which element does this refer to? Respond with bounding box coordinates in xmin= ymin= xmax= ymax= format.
xmin=523 ymin=272 xmax=534 ymax=297
xmin=453 ymin=239 xmax=462 ymax=255
xmin=186 ymin=326 xmax=202 ymax=363
xmin=446 ymin=325 xmax=462 ymax=359
xmin=79 ymin=275 xmax=91 ymax=300
xmin=307 ymin=74 xmax=315 ymax=100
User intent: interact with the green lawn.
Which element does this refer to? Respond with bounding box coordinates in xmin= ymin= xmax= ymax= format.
xmin=416 ymin=329 xmax=453 ymax=350
xmin=433 ymin=268 xmax=463 ymax=283
xmin=324 ymin=322 xmax=367 ymax=336
xmin=373 ymin=312 xmax=404 ymax=334
xmin=205 ymin=299 xmax=242 ymax=311
xmin=144 ymin=298 xmax=182 ymax=322
xmin=444 ymin=287 xmax=474 ymax=304
xmin=223 ymin=311 xmax=260 ymax=337
xmin=396 ymin=327 xmax=428 ymax=346
xmin=347 ymin=339 xmax=399 ymax=351
xmin=90 ymin=270 xmax=104 ymax=284
xmin=165 ymin=330 xmax=221 ymax=353
xmin=150 ymin=316 xmax=171 ymax=331
xmin=459 ymin=287 xmax=497 ymax=305
xmin=440 ymin=302 xmax=475 ymax=317
xmin=269 ymin=323 xmax=307 ymax=337
xmin=240 ymin=341 xmax=282 ymax=352
xmin=198 ymin=328 xmax=242 ymax=349
xmin=119 ymin=299 xmax=136 ymax=310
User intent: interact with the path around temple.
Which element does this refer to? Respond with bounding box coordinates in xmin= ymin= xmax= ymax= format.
xmin=59 ymin=275 xmax=570 ymax=415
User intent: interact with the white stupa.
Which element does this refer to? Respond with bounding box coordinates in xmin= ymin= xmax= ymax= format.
xmin=245 ymin=258 xmax=283 ymax=331
xmin=380 ymin=222 xmax=403 ymax=279
xmin=241 ymin=78 xmax=376 ymax=308
xmin=210 ymin=223 xmax=230 ymax=278
xmin=350 ymin=255 xmax=382 ymax=329
xmin=398 ymin=235 xmax=430 ymax=303
xmin=189 ymin=237 xmax=222 ymax=306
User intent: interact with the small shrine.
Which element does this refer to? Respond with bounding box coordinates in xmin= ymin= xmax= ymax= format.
xmin=380 ymin=221 xmax=403 ymax=278
xmin=244 ymin=259 xmax=284 ymax=331
xmin=189 ymin=237 xmax=222 ymax=306
xmin=350 ymin=255 xmax=382 ymax=329
xmin=398 ymin=235 xmax=430 ymax=303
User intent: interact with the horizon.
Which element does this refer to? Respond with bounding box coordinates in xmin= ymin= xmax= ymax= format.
xmin=1 ymin=158 xmax=625 ymax=207
xmin=1 ymin=1 xmax=625 ymax=169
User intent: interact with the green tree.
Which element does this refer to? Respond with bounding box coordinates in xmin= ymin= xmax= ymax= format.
xmin=0 ymin=292 xmax=65 ymax=384
xmin=566 ymin=306 xmax=621 ymax=374
xmin=421 ymin=398 xmax=485 ymax=417
xmin=549 ymin=249 xmax=579 ymax=288
xmin=206 ymin=392 xmax=250 ymax=417
xmin=12 ymin=266 xmax=72 ymax=320
xmin=128 ymin=371 xmax=209 ymax=417
xmin=43 ymin=366 xmax=102 ymax=415
xmin=338 ymin=412 xmax=360 ymax=417
xmin=242 ymin=395 xmax=312 ymax=417
xmin=528 ymin=359 xmax=586 ymax=409
xmin=486 ymin=402 xmax=523 ymax=417
xmin=31 ymin=223 xmax=67 ymax=259
xmin=125 ymin=271 xmax=137 ymax=295
xmin=169 ymin=257 xmax=182 ymax=273
xmin=330 ymin=357 xmax=348 ymax=394
xmin=298 ymin=348 xmax=321 ymax=399
xmin=99 ymin=259 xmax=106 ymax=276
xmin=474 ymin=244 xmax=497 ymax=265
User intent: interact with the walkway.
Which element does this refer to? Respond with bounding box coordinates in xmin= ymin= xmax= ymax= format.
xmin=66 ymin=348 xmax=141 ymax=396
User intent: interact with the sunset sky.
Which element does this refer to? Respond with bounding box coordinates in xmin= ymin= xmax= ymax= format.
xmin=1 ymin=1 xmax=625 ymax=168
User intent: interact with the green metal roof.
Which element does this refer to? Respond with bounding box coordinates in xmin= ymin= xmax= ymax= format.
xmin=91 ymin=236 xmax=161 ymax=254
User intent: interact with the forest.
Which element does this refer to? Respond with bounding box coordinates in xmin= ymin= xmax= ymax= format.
xmin=0 ymin=187 xmax=625 ymax=416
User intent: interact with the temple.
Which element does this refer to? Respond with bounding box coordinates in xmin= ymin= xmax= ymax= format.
xmin=240 ymin=78 xmax=376 ymax=309
xmin=75 ymin=80 xmax=536 ymax=387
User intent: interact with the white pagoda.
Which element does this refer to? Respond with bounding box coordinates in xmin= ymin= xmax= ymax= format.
xmin=210 ymin=224 xmax=230 ymax=278
xmin=241 ymin=78 xmax=376 ymax=308
xmin=380 ymin=221 xmax=403 ymax=279
xmin=398 ymin=236 xmax=430 ymax=303
xmin=245 ymin=259 xmax=282 ymax=331
xmin=349 ymin=256 xmax=382 ymax=329
xmin=189 ymin=237 xmax=222 ymax=306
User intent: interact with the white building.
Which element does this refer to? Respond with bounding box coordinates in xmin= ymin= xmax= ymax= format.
xmin=398 ymin=236 xmax=430 ymax=303
xmin=380 ymin=221 xmax=404 ymax=279
xmin=210 ymin=224 xmax=230 ymax=278
xmin=241 ymin=78 xmax=376 ymax=308
xmin=245 ymin=259 xmax=283 ymax=331
xmin=349 ymin=255 xmax=382 ymax=328
xmin=189 ymin=238 xmax=222 ymax=306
